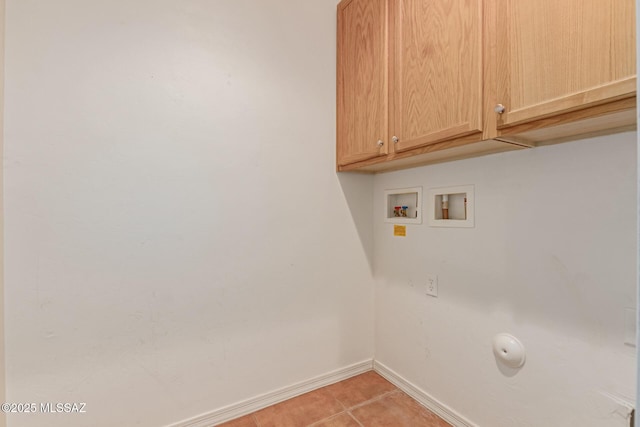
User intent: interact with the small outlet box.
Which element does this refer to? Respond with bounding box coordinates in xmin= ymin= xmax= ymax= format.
xmin=426 ymin=275 xmax=438 ymax=297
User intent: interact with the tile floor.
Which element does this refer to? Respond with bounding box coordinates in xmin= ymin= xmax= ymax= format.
xmin=216 ymin=371 xmax=452 ymax=427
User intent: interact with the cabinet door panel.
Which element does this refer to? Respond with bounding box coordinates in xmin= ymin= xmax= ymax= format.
xmin=496 ymin=0 xmax=636 ymax=128
xmin=337 ymin=0 xmax=388 ymax=166
xmin=391 ymin=0 xmax=483 ymax=153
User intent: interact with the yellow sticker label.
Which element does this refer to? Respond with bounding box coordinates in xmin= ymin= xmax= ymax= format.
xmin=393 ymin=225 xmax=406 ymax=237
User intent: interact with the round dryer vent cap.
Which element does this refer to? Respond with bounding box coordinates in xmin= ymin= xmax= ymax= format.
xmin=492 ymin=333 xmax=526 ymax=369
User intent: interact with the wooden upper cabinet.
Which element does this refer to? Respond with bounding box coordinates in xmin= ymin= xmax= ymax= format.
xmin=336 ymin=0 xmax=636 ymax=172
xmin=337 ymin=0 xmax=388 ymax=167
xmin=390 ymin=0 xmax=483 ymax=153
xmin=495 ymin=0 xmax=636 ymax=129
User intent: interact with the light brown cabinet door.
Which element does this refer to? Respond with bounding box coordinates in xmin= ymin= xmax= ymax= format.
xmin=496 ymin=0 xmax=636 ymax=128
xmin=390 ymin=0 xmax=483 ymax=153
xmin=337 ymin=0 xmax=388 ymax=167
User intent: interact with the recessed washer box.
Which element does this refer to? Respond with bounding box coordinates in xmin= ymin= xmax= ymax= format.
xmin=428 ymin=185 xmax=474 ymax=228
xmin=384 ymin=187 xmax=422 ymax=224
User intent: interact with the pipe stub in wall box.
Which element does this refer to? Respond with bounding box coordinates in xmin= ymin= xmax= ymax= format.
xmin=492 ymin=333 xmax=526 ymax=368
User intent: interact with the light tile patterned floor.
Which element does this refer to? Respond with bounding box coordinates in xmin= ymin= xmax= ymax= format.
xmin=216 ymin=371 xmax=452 ymax=427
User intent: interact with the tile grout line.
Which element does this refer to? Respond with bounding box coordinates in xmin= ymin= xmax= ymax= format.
xmin=323 ymin=373 xmax=401 ymax=414
xmin=333 ymin=394 xmax=348 ymax=412
xmin=306 ymin=387 xmax=401 ymax=427
xmin=346 ymin=389 xmax=401 ymax=412
xmin=306 ymin=409 xmax=349 ymax=427
xmin=305 ymin=393 xmax=350 ymax=427
xmin=346 ymin=411 xmax=365 ymax=427
xmin=224 ymin=373 xmax=405 ymax=427
xmin=304 ymin=381 xmax=352 ymax=426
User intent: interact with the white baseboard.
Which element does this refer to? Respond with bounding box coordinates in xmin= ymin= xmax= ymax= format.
xmin=168 ymin=359 xmax=374 ymax=427
xmin=373 ymin=360 xmax=478 ymax=427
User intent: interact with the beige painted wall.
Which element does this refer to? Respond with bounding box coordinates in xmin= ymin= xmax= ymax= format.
xmin=373 ymin=132 xmax=637 ymax=427
xmin=0 ymin=0 xmax=5 ymax=424
xmin=3 ymin=1 xmax=373 ymax=426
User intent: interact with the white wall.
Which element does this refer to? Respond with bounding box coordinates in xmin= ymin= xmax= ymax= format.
xmin=0 ymin=1 xmax=5 ymax=426
xmin=635 ymin=4 xmax=640 ymax=426
xmin=374 ymin=132 xmax=637 ymax=427
xmin=3 ymin=1 xmax=374 ymax=426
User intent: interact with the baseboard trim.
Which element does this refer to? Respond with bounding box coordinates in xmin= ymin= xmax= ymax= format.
xmin=373 ymin=360 xmax=478 ymax=427
xmin=168 ymin=359 xmax=374 ymax=427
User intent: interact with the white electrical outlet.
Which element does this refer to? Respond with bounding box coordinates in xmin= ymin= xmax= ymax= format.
xmin=426 ymin=275 xmax=438 ymax=297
